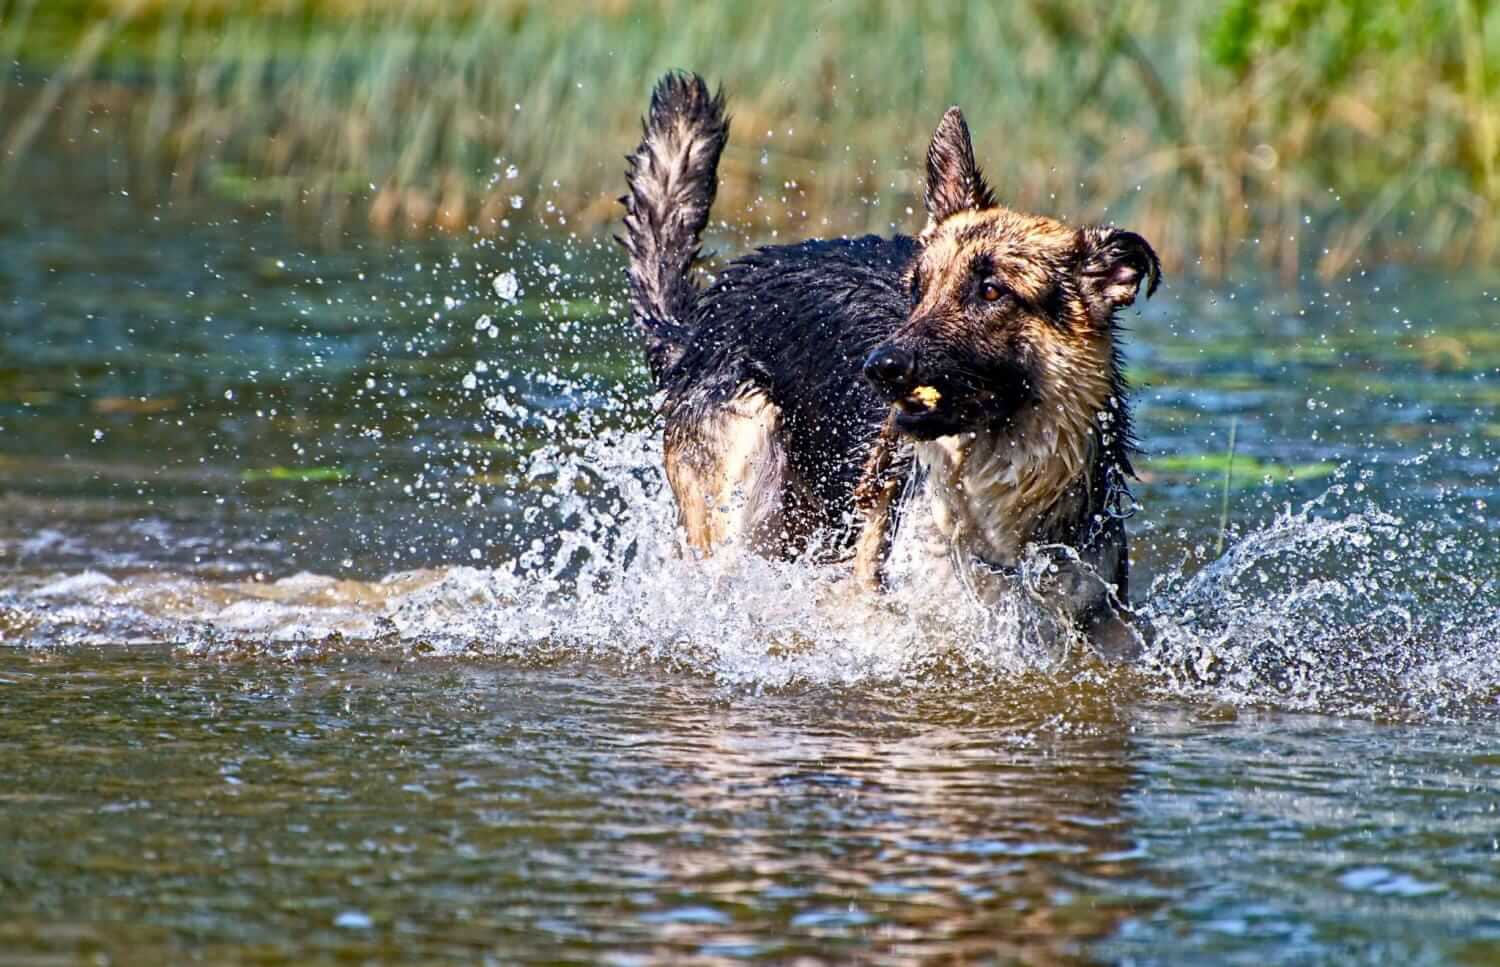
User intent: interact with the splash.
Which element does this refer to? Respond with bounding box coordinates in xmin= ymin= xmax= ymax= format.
xmin=5 ymin=422 xmax=1496 ymax=721
xmin=3 ymin=227 xmax=1497 ymax=722
xmin=1 ymin=429 xmax=1062 ymax=687
xmin=1141 ymin=486 xmax=1500 ymax=720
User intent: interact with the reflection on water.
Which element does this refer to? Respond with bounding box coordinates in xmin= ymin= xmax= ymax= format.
xmin=0 ymin=648 xmax=1147 ymax=963
xmin=2 ymin=147 xmax=1499 ymax=962
xmin=3 ymin=648 xmax=1498 ymax=964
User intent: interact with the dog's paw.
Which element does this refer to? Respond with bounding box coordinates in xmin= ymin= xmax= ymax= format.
xmin=1085 ymin=608 xmax=1151 ymax=663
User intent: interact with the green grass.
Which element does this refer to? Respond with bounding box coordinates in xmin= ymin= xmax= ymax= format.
xmin=241 ymin=465 xmax=348 ymax=483
xmin=3 ymin=0 xmax=1498 ymax=276
xmin=1144 ymin=453 xmax=1339 ymax=488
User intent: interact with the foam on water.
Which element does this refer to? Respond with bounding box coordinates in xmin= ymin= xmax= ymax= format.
xmin=5 ymin=422 xmax=1496 ymax=721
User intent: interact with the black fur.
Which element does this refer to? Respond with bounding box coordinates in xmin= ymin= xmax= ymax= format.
xmin=663 ymin=235 xmax=919 ymax=538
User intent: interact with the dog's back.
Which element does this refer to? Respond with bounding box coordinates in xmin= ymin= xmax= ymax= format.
xmin=622 ymin=73 xmax=915 ymax=555
xmin=664 ymin=236 xmax=917 ymax=551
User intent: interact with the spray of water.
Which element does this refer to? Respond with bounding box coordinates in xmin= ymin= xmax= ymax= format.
xmin=3 ymin=227 xmax=1496 ymax=724
xmin=6 ymin=415 xmax=1496 ymax=723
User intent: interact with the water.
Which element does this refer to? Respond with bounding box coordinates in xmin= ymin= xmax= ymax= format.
xmin=3 ymin=152 xmax=1499 ymax=963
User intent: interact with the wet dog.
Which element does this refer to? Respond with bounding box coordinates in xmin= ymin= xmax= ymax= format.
xmin=620 ymin=72 xmax=1159 ymax=659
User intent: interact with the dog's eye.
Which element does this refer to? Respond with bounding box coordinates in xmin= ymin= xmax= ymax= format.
xmin=979 ymin=281 xmax=1006 ymax=303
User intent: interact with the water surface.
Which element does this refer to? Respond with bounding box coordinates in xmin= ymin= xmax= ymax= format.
xmin=2 ymin=149 xmax=1498 ymax=963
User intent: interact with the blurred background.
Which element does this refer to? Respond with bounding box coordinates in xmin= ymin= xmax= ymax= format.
xmin=4 ymin=0 xmax=1498 ymax=277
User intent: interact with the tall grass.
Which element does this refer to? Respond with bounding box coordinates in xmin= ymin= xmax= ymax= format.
xmin=3 ymin=0 xmax=1497 ymax=276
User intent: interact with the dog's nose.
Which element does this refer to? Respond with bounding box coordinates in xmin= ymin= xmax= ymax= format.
xmin=863 ymin=346 xmax=915 ymax=393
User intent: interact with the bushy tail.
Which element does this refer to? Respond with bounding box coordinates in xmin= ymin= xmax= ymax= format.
xmin=620 ymin=71 xmax=729 ymax=382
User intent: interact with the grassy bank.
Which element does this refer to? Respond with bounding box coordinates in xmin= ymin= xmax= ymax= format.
xmin=3 ymin=0 xmax=1498 ymax=276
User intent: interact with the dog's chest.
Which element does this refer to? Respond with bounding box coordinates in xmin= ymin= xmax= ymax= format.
xmin=911 ymin=431 xmax=1086 ymax=566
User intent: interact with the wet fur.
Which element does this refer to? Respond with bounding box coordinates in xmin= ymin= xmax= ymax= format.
xmin=621 ymin=74 xmax=1159 ymax=658
xmin=657 ymin=234 xmax=917 ymax=555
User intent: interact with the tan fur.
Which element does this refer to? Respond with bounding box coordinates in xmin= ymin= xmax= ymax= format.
xmin=915 ymin=209 xmax=1079 ymax=331
xmin=919 ymin=336 xmax=1116 ymax=565
xmin=851 ymin=415 xmax=911 ymax=589
xmin=898 ymin=206 xmax=1120 ymax=567
xmin=664 ymin=388 xmax=797 ymax=555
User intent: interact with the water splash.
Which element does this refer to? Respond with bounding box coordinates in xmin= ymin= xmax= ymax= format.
xmin=2 ymin=212 xmax=1496 ymax=722
xmin=5 ymin=420 xmax=1496 ymax=722
xmin=1141 ymin=487 xmax=1500 ymax=720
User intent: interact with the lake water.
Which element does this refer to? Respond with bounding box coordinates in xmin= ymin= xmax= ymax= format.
xmin=2 ymin=151 xmax=1498 ymax=964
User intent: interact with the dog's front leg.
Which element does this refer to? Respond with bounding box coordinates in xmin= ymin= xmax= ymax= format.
xmin=1026 ymin=546 xmax=1150 ymax=663
xmin=852 ymin=416 xmax=914 ymax=590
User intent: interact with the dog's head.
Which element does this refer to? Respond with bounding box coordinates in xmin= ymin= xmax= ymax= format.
xmin=863 ymin=108 xmax=1160 ymax=440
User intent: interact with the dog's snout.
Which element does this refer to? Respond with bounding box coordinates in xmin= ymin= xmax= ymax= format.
xmin=863 ymin=346 xmax=916 ymax=392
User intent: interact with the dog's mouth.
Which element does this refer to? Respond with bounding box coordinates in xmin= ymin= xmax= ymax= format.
xmin=889 ymin=383 xmax=977 ymax=439
xmin=895 ymin=384 xmax=942 ymax=414
xmin=884 ymin=380 xmax=1032 ymax=440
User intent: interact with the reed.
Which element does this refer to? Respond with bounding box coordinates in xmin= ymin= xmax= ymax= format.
xmin=3 ymin=0 xmax=1497 ymax=276
xmin=1216 ymin=416 xmax=1237 ymax=557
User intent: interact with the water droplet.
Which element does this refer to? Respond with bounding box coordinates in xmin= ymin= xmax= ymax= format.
xmin=492 ymin=270 xmax=519 ymax=302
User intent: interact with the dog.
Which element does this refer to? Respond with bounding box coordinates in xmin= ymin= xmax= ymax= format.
xmin=620 ymin=72 xmax=1159 ymax=660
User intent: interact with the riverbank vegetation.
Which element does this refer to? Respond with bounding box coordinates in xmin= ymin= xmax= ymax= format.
xmin=3 ymin=0 xmax=1497 ymax=276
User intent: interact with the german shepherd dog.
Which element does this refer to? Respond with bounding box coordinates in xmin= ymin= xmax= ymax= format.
xmin=620 ymin=73 xmax=1159 ymax=659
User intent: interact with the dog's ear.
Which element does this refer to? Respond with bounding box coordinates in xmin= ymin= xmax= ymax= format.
xmin=924 ymin=107 xmax=996 ymax=228
xmin=1075 ymin=226 xmax=1161 ymax=311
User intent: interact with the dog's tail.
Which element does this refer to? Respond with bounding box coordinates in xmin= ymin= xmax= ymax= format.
xmin=620 ymin=71 xmax=729 ymax=382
